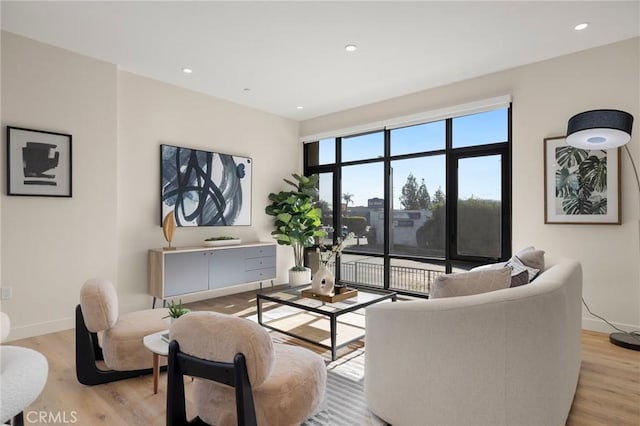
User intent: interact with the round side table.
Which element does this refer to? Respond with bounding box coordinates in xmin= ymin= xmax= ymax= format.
xmin=143 ymin=330 xmax=169 ymax=394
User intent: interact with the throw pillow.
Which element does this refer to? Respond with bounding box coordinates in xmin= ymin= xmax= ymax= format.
xmin=430 ymin=267 xmax=511 ymax=299
xmin=506 ymin=255 xmax=540 ymax=282
xmin=471 ymin=261 xmax=529 ymax=288
xmin=510 ymin=270 xmax=529 ymax=287
xmin=515 ymin=247 xmax=545 ymax=271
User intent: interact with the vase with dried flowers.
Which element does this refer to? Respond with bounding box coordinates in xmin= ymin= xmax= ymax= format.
xmin=312 ymin=232 xmax=354 ymax=295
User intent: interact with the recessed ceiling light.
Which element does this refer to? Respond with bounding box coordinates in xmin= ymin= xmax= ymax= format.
xmin=243 ymin=88 xmax=251 ymax=92
xmin=296 ymin=106 xmax=304 ymax=110
xmin=182 ymin=67 xmax=193 ymax=74
xmin=574 ymin=22 xmax=589 ymax=31
xmin=344 ymin=44 xmax=358 ymax=52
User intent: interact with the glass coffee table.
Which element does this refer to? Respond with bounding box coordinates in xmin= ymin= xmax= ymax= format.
xmin=257 ymin=285 xmax=396 ymax=360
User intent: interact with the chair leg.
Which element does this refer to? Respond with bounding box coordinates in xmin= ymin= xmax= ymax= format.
xmin=234 ymin=354 xmax=257 ymax=426
xmin=11 ymin=412 xmax=24 ymax=426
xmin=167 ymin=340 xmax=187 ymax=426
xmin=75 ymin=305 xmax=157 ymax=386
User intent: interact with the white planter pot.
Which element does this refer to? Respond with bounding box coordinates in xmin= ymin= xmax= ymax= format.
xmin=311 ymin=265 xmax=335 ymax=296
xmin=289 ymin=268 xmax=311 ymax=285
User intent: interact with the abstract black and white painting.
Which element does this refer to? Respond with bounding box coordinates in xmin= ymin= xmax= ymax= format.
xmin=161 ymin=144 xmax=252 ymax=226
xmin=7 ymin=126 xmax=72 ymax=197
xmin=544 ymin=136 xmax=620 ymax=224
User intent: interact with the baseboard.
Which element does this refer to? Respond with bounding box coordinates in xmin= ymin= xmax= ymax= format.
xmin=7 ymin=316 xmax=75 ymax=342
xmin=582 ymin=317 xmax=639 ymax=334
xmin=6 ymin=281 xmax=275 ymax=341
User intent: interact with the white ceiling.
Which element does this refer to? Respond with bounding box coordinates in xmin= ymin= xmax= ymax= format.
xmin=2 ymin=1 xmax=639 ymax=121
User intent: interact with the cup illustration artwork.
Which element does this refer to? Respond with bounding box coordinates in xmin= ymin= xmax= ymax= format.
xmin=22 ymin=142 xmax=59 ymax=186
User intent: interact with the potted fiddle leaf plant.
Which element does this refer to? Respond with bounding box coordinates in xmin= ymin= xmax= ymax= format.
xmin=265 ymin=174 xmax=326 ymax=285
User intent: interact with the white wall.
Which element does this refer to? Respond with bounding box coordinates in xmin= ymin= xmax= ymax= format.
xmin=1 ymin=32 xmax=300 ymax=339
xmin=1 ymin=31 xmax=118 ymax=338
xmin=301 ymin=37 xmax=640 ymax=332
xmin=117 ymin=72 xmax=300 ymax=312
xmin=3 ymin=30 xmax=638 ymax=339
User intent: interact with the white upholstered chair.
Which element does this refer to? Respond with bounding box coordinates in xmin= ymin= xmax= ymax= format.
xmin=167 ymin=311 xmax=327 ymax=426
xmin=0 ymin=312 xmax=49 ymax=426
xmin=76 ymin=278 xmax=169 ymax=385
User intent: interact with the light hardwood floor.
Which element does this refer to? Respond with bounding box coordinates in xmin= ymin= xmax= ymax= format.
xmin=5 ymin=288 xmax=640 ymax=425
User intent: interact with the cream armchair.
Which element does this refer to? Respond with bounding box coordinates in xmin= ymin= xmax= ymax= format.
xmin=167 ymin=311 xmax=327 ymax=426
xmin=76 ymin=278 xmax=168 ymax=385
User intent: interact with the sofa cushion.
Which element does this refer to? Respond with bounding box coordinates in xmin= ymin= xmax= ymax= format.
xmin=506 ymin=256 xmax=540 ymax=282
xmin=515 ymin=247 xmax=545 ymax=271
xmin=80 ymin=278 xmax=119 ymax=333
xmin=430 ymin=267 xmax=511 ymax=298
xmin=510 ymin=270 xmax=529 ymax=287
xmin=471 ymin=262 xmax=529 ymax=288
xmin=171 ymin=311 xmax=274 ymax=388
xmin=193 ymin=343 xmax=326 ymax=426
xmin=102 ymin=308 xmax=169 ymax=371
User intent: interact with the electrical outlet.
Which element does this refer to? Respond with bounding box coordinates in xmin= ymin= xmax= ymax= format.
xmin=0 ymin=287 xmax=12 ymax=300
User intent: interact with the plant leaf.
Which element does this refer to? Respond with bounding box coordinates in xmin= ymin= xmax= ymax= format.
xmin=556 ymin=146 xmax=588 ymax=168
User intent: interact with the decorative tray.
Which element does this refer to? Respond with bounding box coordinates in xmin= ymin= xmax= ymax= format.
xmin=203 ymin=238 xmax=242 ymax=247
xmin=301 ymin=287 xmax=358 ymax=303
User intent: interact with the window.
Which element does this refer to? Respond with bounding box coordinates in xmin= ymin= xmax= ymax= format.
xmin=341 ymin=162 xmax=384 ymax=254
xmin=306 ymin=138 xmax=335 ymax=167
xmin=304 ymin=104 xmax=511 ymax=296
xmin=452 ymin=109 xmax=508 ymax=148
xmin=390 ymin=121 xmax=445 ymax=155
xmin=390 ymin=155 xmax=445 ymax=258
xmin=342 ymin=132 xmax=384 ymax=162
xmin=456 ymin=155 xmax=503 ymax=258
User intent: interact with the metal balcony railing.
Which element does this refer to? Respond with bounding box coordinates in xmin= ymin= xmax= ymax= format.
xmin=328 ymin=260 xmax=445 ymax=295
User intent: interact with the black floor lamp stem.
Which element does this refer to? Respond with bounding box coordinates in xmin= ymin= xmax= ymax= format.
xmin=609 ymin=144 xmax=640 ymax=351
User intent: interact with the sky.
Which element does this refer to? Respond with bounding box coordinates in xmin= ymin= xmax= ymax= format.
xmin=317 ymin=108 xmax=507 ymax=207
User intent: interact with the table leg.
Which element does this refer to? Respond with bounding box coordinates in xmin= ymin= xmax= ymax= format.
xmin=330 ymin=315 xmax=337 ymax=361
xmin=257 ymin=297 xmax=263 ymax=325
xmin=152 ymin=353 xmax=159 ymax=394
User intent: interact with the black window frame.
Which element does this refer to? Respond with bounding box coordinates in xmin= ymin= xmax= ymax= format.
xmin=304 ymin=105 xmax=512 ymax=296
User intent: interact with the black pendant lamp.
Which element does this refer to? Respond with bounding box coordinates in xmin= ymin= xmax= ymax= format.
xmin=566 ymin=109 xmax=634 ymax=149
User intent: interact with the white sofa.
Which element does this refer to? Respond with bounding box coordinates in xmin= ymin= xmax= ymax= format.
xmin=365 ymin=257 xmax=582 ymax=426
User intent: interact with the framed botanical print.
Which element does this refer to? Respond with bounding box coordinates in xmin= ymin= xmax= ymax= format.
xmin=544 ymin=136 xmax=620 ymax=224
xmin=7 ymin=126 xmax=72 ymax=197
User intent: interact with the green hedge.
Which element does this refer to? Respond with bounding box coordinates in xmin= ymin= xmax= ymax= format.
xmin=417 ymin=199 xmax=501 ymax=257
xmin=342 ymin=216 xmax=367 ymax=236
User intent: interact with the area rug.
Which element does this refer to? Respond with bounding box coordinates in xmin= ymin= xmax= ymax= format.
xmin=246 ymin=306 xmax=387 ymax=425
xmin=301 ymin=348 xmax=386 ymax=426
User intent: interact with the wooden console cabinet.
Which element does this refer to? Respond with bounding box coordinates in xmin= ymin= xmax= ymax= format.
xmin=148 ymin=242 xmax=276 ymax=301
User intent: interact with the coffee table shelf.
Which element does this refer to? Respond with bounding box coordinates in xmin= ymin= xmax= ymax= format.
xmin=257 ymin=285 xmax=396 ymax=360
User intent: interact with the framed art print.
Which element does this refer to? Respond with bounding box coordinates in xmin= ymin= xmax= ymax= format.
xmin=544 ymin=136 xmax=620 ymax=224
xmin=7 ymin=126 xmax=72 ymax=197
xmin=160 ymin=144 xmax=252 ymax=226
